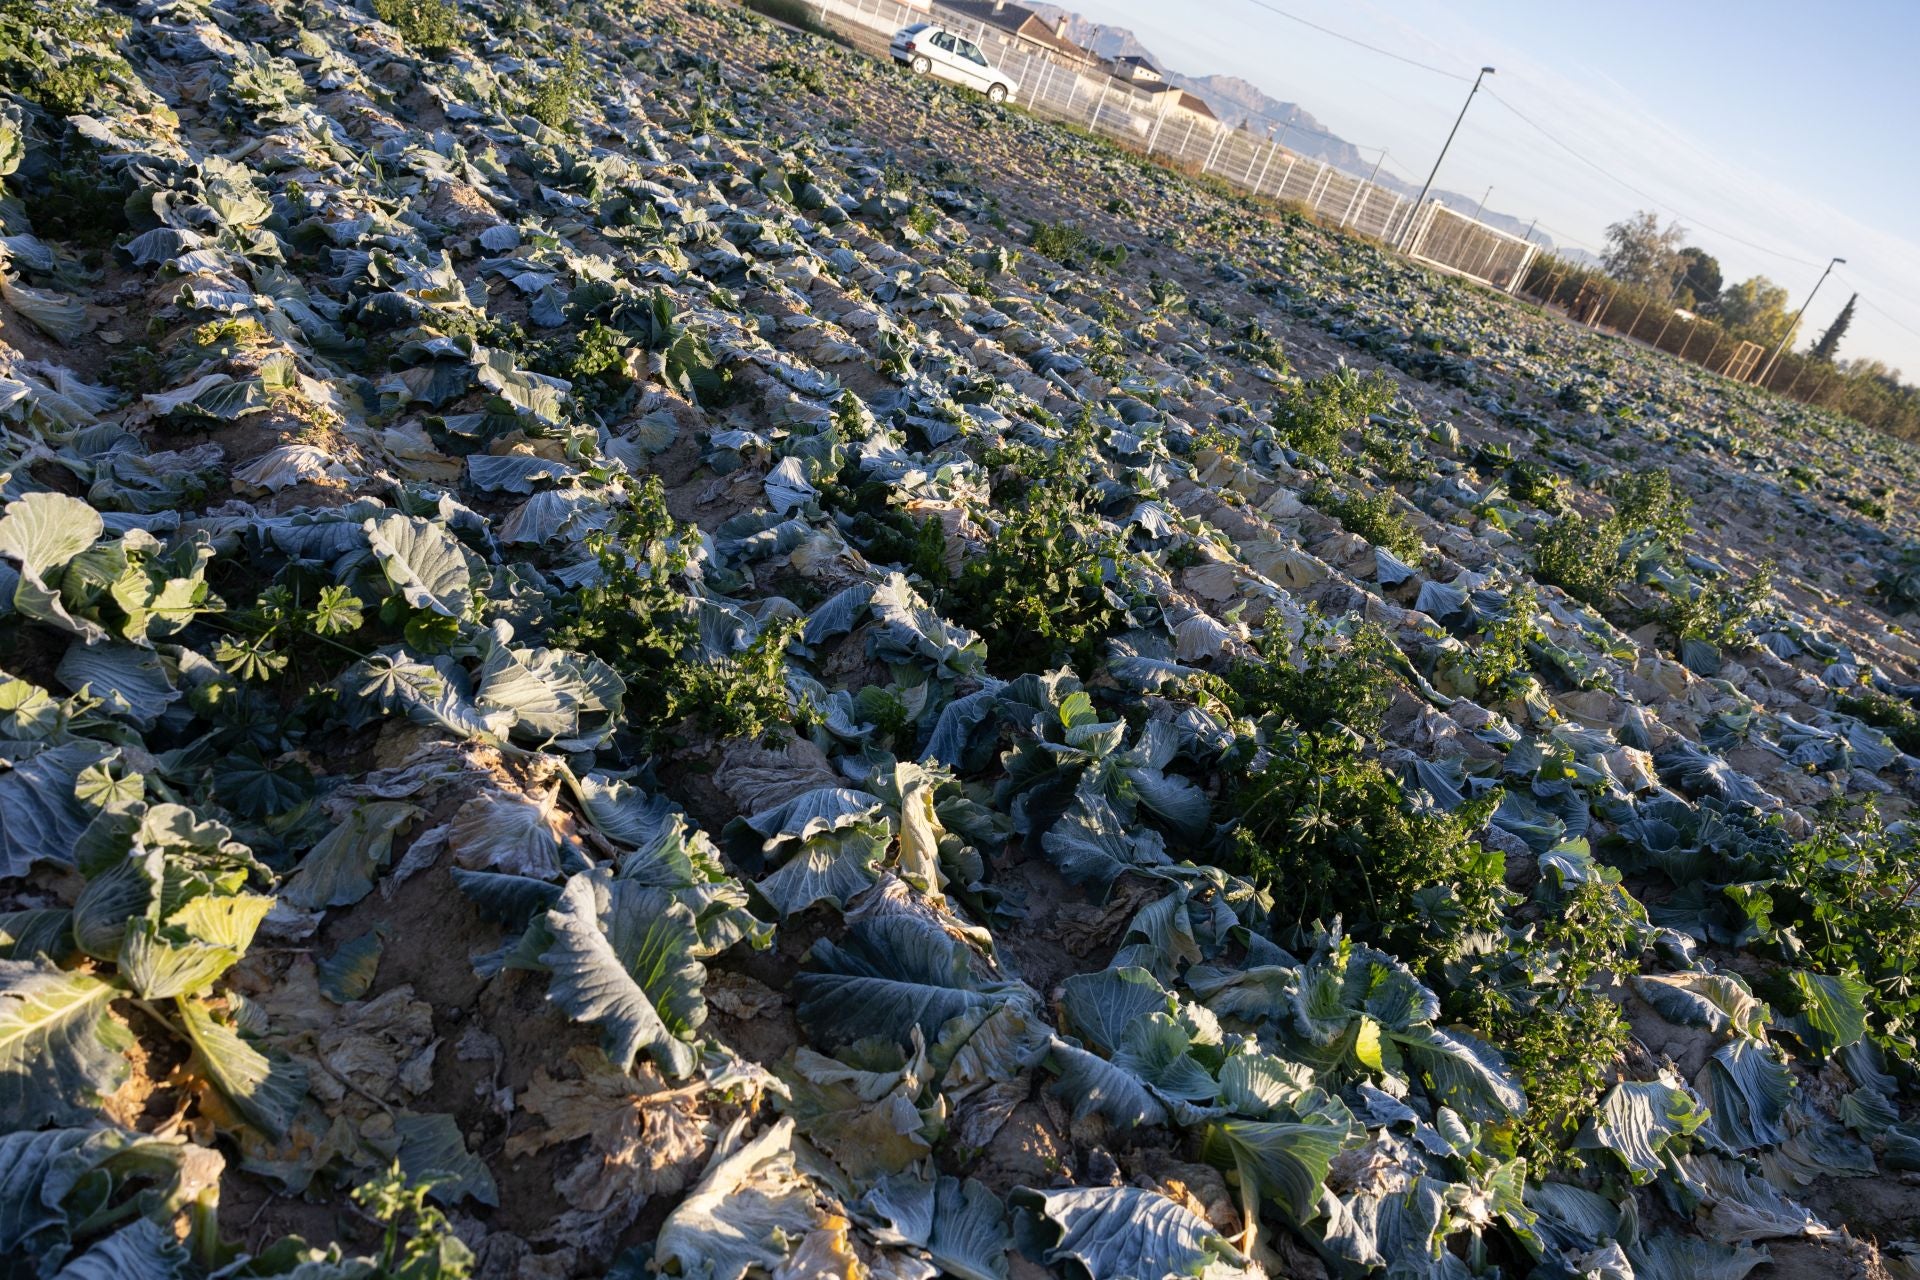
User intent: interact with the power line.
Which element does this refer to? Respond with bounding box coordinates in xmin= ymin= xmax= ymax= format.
xmin=1231 ymin=104 xmax=1390 ymax=158
xmin=1522 ymin=218 xmax=1604 ymax=255
xmin=1130 ymin=0 xmax=1916 ymax=362
xmin=1225 ymin=0 xmax=1470 ymax=82
xmin=1482 ymin=87 xmax=1826 ymax=271
xmin=1838 ymin=279 xmax=1920 ymax=345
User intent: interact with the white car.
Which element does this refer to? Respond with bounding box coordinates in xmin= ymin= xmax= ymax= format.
xmin=891 ymin=23 xmax=1019 ymax=104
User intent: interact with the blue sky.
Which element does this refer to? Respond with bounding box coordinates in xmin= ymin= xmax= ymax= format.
xmin=1076 ymin=0 xmax=1920 ymax=375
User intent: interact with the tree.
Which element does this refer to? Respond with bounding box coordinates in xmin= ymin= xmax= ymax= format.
xmin=1811 ymin=293 xmax=1856 ymax=362
xmin=1675 ymin=247 xmax=1722 ymax=313
xmin=1716 ymin=276 xmax=1795 ymax=347
xmin=1601 ymin=209 xmax=1687 ymax=291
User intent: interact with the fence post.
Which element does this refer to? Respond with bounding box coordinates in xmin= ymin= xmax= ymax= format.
xmin=1200 ymin=124 xmax=1228 ymax=174
xmin=1381 ymin=195 xmax=1405 ymax=242
xmin=1653 ymin=306 xmax=1676 ymax=351
xmin=1627 ymin=293 xmax=1653 ymax=339
xmin=1405 ymin=200 xmax=1435 ymax=259
xmin=1144 ymin=101 xmax=1167 ymax=154
xmin=1250 ymin=137 xmax=1276 ymax=194
xmin=1087 ymin=75 xmax=1113 ymax=131
xmin=1304 ymin=164 xmax=1328 ymax=212
xmin=1510 ymin=243 xmax=1536 ymax=294
xmin=1343 ymin=186 xmax=1368 ymax=229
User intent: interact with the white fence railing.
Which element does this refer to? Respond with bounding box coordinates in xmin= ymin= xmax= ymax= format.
xmin=790 ymin=0 xmax=1530 ymax=290
xmin=1402 ymin=202 xmax=1539 ymax=292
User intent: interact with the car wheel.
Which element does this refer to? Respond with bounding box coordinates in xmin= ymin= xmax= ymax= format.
xmin=987 ymin=83 xmax=1008 ymax=103
xmin=911 ymin=55 xmax=931 ymax=73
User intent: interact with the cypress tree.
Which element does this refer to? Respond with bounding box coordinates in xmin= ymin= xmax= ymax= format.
xmin=1812 ymin=293 xmax=1857 ymax=362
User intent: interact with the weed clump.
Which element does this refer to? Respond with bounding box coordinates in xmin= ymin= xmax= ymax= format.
xmin=552 ymin=477 xmax=793 ymax=743
xmin=1532 ymin=512 xmax=1620 ymax=607
xmin=949 ymin=417 xmax=1139 ymax=676
xmin=372 ymin=0 xmax=465 ymax=50
xmin=1227 ymin=729 xmax=1504 ymax=954
xmin=1610 ymin=467 xmax=1692 ymax=546
xmin=0 ymin=0 xmax=130 ymax=115
xmin=1307 ymin=479 xmax=1423 ymax=561
xmin=1533 ymin=467 xmax=1693 ymax=609
xmin=819 ymin=464 xmax=950 ymax=587
xmin=1222 ymin=615 xmax=1397 ymax=737
xmin=1214 ymin=618 xmax=1505 ymax=954
xmin=1271 ymin=365 xmax=1395 ymax=462
xmin=1663 ymin=561 xmax=1773 ymax=654
xmin=1464 ymin=585 xmax=1539 ymax=696
xmin=1773 ymin=807 xmax=1920 ymax=1066
xmin=352 ymin=1164 xmax=475 ymax=1280
xmin=528 ymin=49 xmax=589 ymax=129
xmin=1837 ymin=686 xmax=1920 ymax=754
xmin=947 ymin=487 xmax=1133 ymax=677
xmin=1027 ymin=221 xmax=1127 ymax=271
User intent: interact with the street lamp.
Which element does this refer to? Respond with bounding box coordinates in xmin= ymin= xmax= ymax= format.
xmin=1399 ymin=65 xmax=1494 ymax=250
xmin=1758 ymin=256 xmax=1845 ymax=384
xmin=1275 ymin=107 xmax=1298 ymax=152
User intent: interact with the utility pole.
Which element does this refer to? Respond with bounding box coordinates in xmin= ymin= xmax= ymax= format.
xmin=1399 ymin=65 xmax=1494 ymax=250
xmin=1341 ymin=149 xmax=1386 ymax=230
xmin=1521 ymin=216 xmax=1538 ymax=244
xmin=1364 ymin=148 xmax=1387 ymax=190
xmin=1758 ymin=255 xmax=1844 ymax=384
xmin=1470 ymin=184 xmax=1492 ymax=222
xmin=1274 ymin=106 xmax=1298 ymax=152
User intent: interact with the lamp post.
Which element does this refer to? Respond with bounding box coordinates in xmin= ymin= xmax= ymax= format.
xmin=1758 ymin=255 xmax=1844 ymax=385
xmin=1274 ymin=106 xmax=1298 ymax=152
xmin=1399 ymin=65 xmax=1494 ymax=250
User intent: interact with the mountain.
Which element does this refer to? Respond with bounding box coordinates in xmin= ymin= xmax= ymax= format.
xmin=1023 ymin=7 xmax=1363 ymax=173
xmin=1031 ymin=9 xmax=1149 ymax=60
xmin=1163 ymin=73 xmax=1368 ymax=175
xmin=1024 ymin=4 xmax=1554 ymax=250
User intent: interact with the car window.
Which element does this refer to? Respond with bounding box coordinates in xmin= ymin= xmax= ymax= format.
xmin=930 ymin=31 xmax=956 ymax=52
xmin=957 ymin=40 xmax=988 ymax=66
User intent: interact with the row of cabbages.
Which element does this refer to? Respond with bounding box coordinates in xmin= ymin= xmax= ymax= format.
xmin=0 ymin=1 xmax=1916 ymax=1279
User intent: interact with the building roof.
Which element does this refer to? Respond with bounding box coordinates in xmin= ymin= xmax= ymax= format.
xmin=1137 ymin=82 xmax=1218 ymax=120
xmin=1174 ymin=90 xmax=1217 ymax=119
xmin=939 ymin=0 xmax=1085 ymax=57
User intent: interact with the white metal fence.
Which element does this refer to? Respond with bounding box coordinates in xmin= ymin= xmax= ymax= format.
xmin=1402 ymin=202 xmax=1539 ymax=292
xmin=791 ymin=0 xmax=1530 ymax=289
